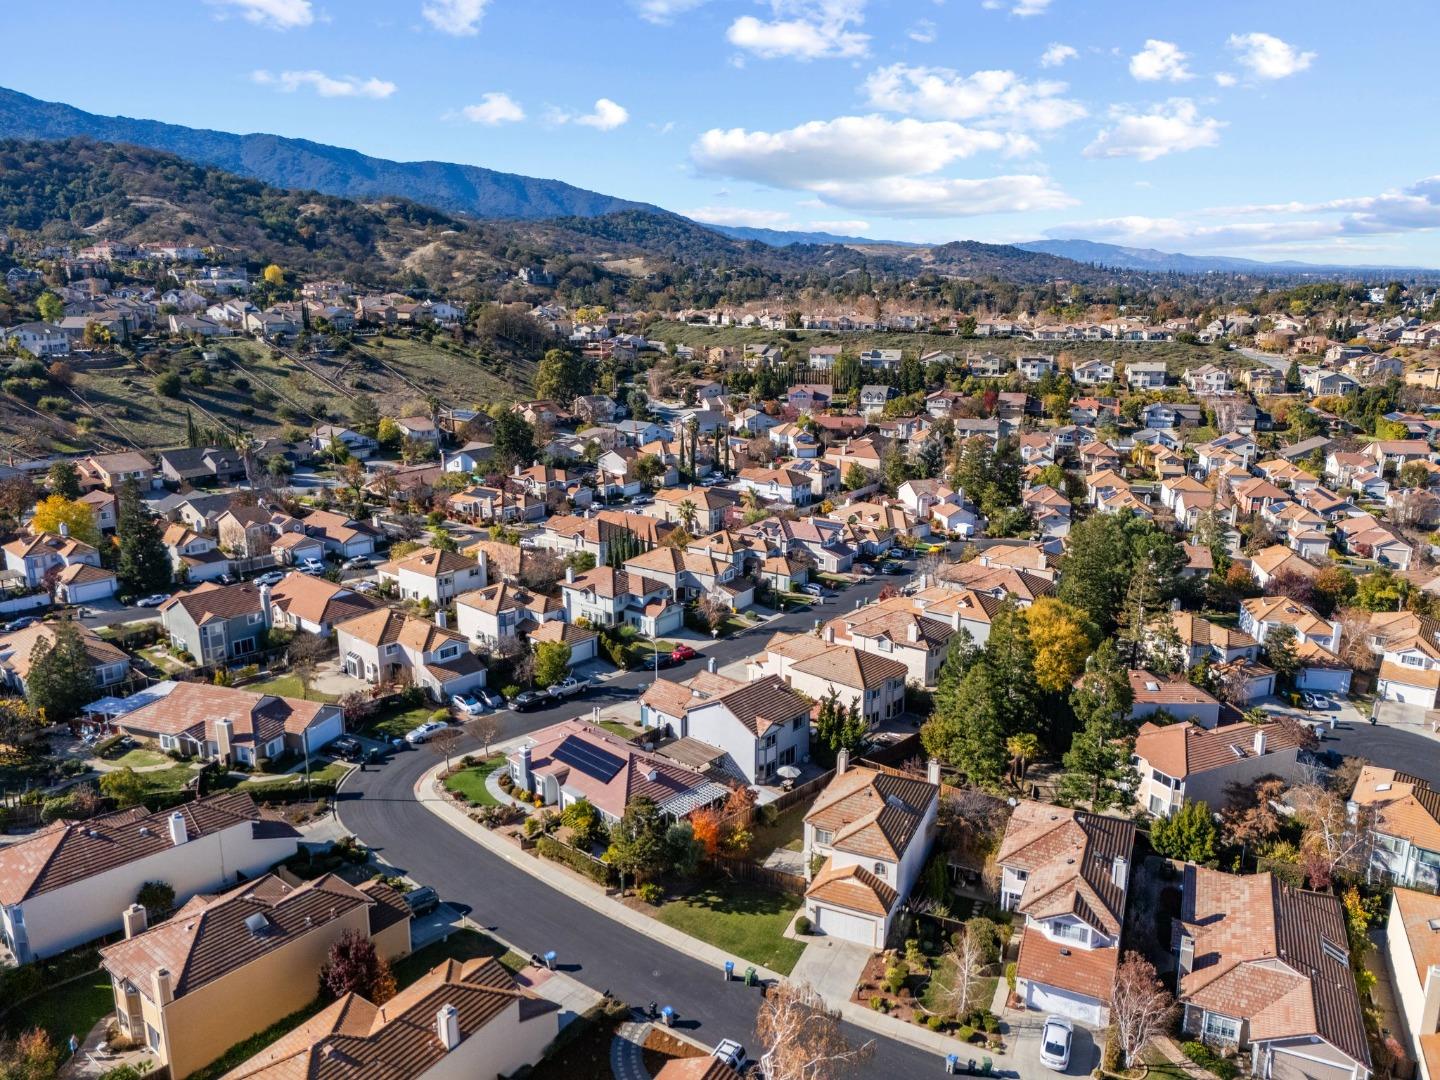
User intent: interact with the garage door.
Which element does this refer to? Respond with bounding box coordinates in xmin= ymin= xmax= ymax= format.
xmin=1298 ymin=668 xmax=1351 ymax=694
xmin=305 ymin=712 xmax=344 ymax=751
xmin=813 ymin=906 xmax=879 ymax=948
xmin=1023 ymin=981 xmax=1102 ymax=1026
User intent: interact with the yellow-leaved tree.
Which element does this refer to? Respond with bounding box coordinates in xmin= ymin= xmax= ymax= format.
xmin=1023 ymin=596 xmax=1098 ymax=694
xmin=262 ymin=263 xmax=285 ymax=286
xmin=30 ymin=495 xmax=100 ymax=547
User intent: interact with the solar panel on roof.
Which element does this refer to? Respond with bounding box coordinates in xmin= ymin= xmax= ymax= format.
xmin=552 ymin=736 xmax=624 ymax=783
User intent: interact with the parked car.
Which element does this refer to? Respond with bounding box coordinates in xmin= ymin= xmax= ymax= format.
xmin=711 ymin=1040 xmax=746 ymax=1071
xmin=353 ymin=580 xmax=378 ymax=593
xmin=402 ymin=885 xmax=440 ymax=917
xmin=451 ymin=692 xmax=488 ymax=716
xmin=855 ymin=563 xmax=876 ymax=577
xmin=2 ymin=616 xmax=38 ymax=632
xmin=330 ymin=735 xmax=363 ymax=761
xmin=299 ymin=558 xmax=326 ymax=575
xmin=1039 ymin=1016 xmax=1072 ymax=1072
xmin=342 ymin=555 xmax=370 ymax=569
xmin=670 ymin=644 xmax=698 ymax=662
xmin=1302 ymin=692 xmax=1332 ymax=710
xmin=800 ymin=583 xmax=824 ymax=597
xmin=881 ymin=561 xmax=905 ymax=575
xmin=254 ymin=570 xmax=285 ymax=586
xmin=548 ymin=675 xmax=592 ymax=699
xmin=136 ymin=593 xmax=171 ymax=608
xmin=651 ymin=651 xmax=680 ymax=670
xmin=478 ymin=689 xmax=505 ymax=710
xmin=512 ymin=690 xmax=549 ymax=711
xmin=404 ymin=720 xmax=448 ymax=745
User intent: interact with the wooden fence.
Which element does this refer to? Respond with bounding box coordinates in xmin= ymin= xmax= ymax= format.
xmin=708 ymin=854 xmax=806 ymax=895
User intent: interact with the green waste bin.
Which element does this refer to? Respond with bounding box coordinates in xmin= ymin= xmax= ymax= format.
xmin=744 ymin=966 xmax=757 ymax=986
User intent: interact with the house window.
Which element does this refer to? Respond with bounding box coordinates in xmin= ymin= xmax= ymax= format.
xmin=248 ymin=612 xmax=264 ymax=625
xmin=1149 ymin=794 xmax=1168 ymax=816
xmin=1202 ymin=1014 xmax=1239 ymax=1043
xmin=387 ymin=643 xmax=400 ymax=655
xmin=873 ymin=862 xmax=887 ymax=878
xmin=1048 ymin=920 xmax=1088 ymax=945
xmin=792 ymin=716 xmax=804 ymax=731
xmin=232 ymin=637 xmax=256 ymax=656
xmin=815 ymin=829 xmax=833 ymax=846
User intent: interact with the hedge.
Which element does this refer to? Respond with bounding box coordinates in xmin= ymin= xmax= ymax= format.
xmin=535 ymin=836 xmax=614 ymax=886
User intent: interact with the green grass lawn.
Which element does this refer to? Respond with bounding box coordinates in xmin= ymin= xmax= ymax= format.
xmin=393 ymin=928 xmax=526 ymax=986
xmin=3 ymin=970 xmax=114 ymax=1045
xmin=442 ymin=757 xmax=506 ymax=807
xmin=105 ymin=747 xmax=169 ymax=768
xmin=598 ymin=720 xmax=641 ymax=739
xmin=365 ymin=702 xmax=436 ymax=739
xmin=750 ymin=802 xmax=808 ymax=856
xmin=917 ymin=953 xmax=998 ymax=1018
xmin=129 ymin=763 xmax=202 ymax=794
xmin=655 ymin=882 xmax=806 ymax=975
xmin=244 ymin=674 xmax=339 ymax=703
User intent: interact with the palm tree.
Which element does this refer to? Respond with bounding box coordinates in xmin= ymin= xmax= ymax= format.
xmin=1007 ymin=733 xmax=1040 ymax=785
xmin=678 ymin=498 xmax=699 ymax=534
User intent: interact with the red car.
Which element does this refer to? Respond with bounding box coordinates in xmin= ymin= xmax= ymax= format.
xmin=671 ymin=644 xmax=699 ymax=662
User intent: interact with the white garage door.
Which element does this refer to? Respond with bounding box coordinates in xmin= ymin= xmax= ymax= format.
xmin=1297 ymin=668 xmax=1351 ymax=694
xmin=1023 ymin=981 xmax=1102 ymax=1026
xmin=305 ymin=712 xmax=344 ymax=751
xmin=813 ymin=906 xmax=879 ymax=948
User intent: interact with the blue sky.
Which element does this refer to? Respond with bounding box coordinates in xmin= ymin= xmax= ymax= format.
xmin=3 ymin=0 xmax=1438 ymax=264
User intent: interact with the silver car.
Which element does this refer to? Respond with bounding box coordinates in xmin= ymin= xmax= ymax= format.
xmin=1039 ymin=1015 xmax=1073 ymax=1071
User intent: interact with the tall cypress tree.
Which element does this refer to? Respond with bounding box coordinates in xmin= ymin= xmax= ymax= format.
xmin=116 ymin=479 xmax=172 ymax=595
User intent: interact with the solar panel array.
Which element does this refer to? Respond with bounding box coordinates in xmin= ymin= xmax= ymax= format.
xmin=552 ymin=736 xmax=625 ymax=783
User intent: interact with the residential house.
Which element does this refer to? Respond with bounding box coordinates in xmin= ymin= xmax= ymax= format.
xmin=160 ymin=581 xmax=269 ymax=664
xmin=559 ymin=565 xmax=684 ymax=636
xmin=79 ymin=452 xmax=159 ymax=492
xmin=2 ymin=529 xmax=102 ymax=589
xmin=162 ymin=523 xmax=231 ymax=584
xmin=1129 ymin=670 xmax=1223 ymax=728
xmin=1184 ymin=364 xmax=1232 ymax=394
xmin=268 ymin=572 xmax=376 ymax=637
xmin=1125 ymin=361 xmax=1169 ymax=389
xmin=377 ymin=547 xmax=486 ymax=606
xmin=157 ymin=447 xmax=247 ymax=487
xmin=823 ymin=596 xmax=956 ymax=686
xmin=1248 ymin=545 xmax=1320 ymax=588
xmin=1132 ymin=721 xmax=1307 ymax=819
xmin=1072 ymin=359 xmax=1115 ymax=386
xmin=0 ymin=621 xmax=130 ymax=698
xmin=999 ymin=800 xmax=1135 ymax=1025
xmin=0 ymin=792 xmax=300 ymax=964
xmin=300 ymin=510 xmax=377 ymax=559
xmin=335 ymin=610 xmax=484 ymax=701
xmin=1 ymin=322 xmax=70 ymax=357
xmin=801 ymin=757 xmax=939 ymax=947
xmin=1350 ymin=766 xmax=1440 ymax=891
xmin=79 ymin=489 xmax=118 ymax=533
xmin=455 ymin=582 xmax=563 ymax=652
xmin=1150 ymin=610 xmax=1259 ymax=669
xmin=1383 ymin=887 xmax=1440 ymax=1080
xmin=736 ymin=466 xmax=812 ymax=506
xmin=751 ymin=633 xmax=907 ymax=727
xmin=650 ymin=486 xmax=739 ymax=536
xmin=215 ymin=505 xmax=275 ymax=560
xmin=311 ymin=425 xmax=378 ymax=460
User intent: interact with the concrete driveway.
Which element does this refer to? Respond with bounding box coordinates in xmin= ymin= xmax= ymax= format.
xmin=1004 ymin=1011 xmax=1098 ymax=1078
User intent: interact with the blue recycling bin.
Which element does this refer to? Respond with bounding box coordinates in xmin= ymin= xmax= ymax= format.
xmin=724 ymin=960 xmax=735 ymax=982
xmin=660 ymin=1005 xmax=675 ymax=1027
xmin=543 ymin=950 xmax=556 ymax=970
xmin=945 ymin=1054 xmax=959 ymax=1074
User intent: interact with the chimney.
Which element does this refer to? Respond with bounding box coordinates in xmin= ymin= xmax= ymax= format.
xmin=1112 ymin=854 xmax=1129 ymax=891
xmin=215 ymin=718 xmax=233 ymax=764
xmin=927 ymin=758 xmax=941 ymax=786
xmin=565 ymin=565 xmax=575 ymax=584
xmin=516 ymin=745 xmax=533 ymax=793
xmin=168 ymin=810 xmax=188 ymax=846
xmin=906 ymin=620 xmax=919 ymax=643
xmin=58 ymin=521 xmax=69 ymax=538
xmin=823 ymin=625 xmax=836 ymax=644
xmin=836 ymin=748 xmax=850 ymax=774
xmin=153 ymin=967 xmax=174 ymax=1006
xmin=1422 ymin=965 xmax=1440 ymax=1036
xmin=1253 ymin=728 xmax=1267 ymax=756
xmin=122 ymin=903 xmax=148 ymax=939
xmin=1178 ymin=934 xmax=1195 ymax=979
xmin=436 ymin=1004 xmax=460 ymax=1051
xmin=258 ymin=583 xmax=272 ymax=628
xmin=435 ymin=609 xmax=448 ymax=630
xmin=707 ymin=656 xmax=716 ymax=673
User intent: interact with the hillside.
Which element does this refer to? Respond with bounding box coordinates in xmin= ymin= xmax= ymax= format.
xmin=1015 ymin=238 xmax=1439 ymax=276
xmin=0 ymin=86 xmax=658 ymax=221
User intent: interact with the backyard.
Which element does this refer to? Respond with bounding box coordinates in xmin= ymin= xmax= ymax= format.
xmin=103 ymin=747 xmax=170 ymax=769
xmin=441 ymin=756 xmax=506 ymax=808
xmin=392 ymin=927 xmax=526 ymax=985
xmin=2 ymin=968 xmax=114 ymax=1047
xmin=654 ymin=881 xmax=806 ymax=975
xmin=748 ymin=802 xmax=807 ymax=858
xmin=243 ymin=674 xmax=338 ymax=703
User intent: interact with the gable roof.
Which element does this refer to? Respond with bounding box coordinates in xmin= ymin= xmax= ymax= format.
xmin=997 ymin=800 xmax=1134 ymax=936
xmin=269 ymin=573 xmax=376 ymax=626
xmin=1133 ymin=720 xmax=1305 ymax=779
xmin=806 ymin=765 xmax=937 ymax=863
xmin=160 ymin=580 xmax=264 ymax=624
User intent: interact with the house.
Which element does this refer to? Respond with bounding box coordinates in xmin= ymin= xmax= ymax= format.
xmin=1125 ymin=361 xmax=1169 ymax=389
xmin=639 ymin=671 xmax=811 ymax=785
xmin=650 ymin=485 xmax=739 ymax=536
xmin=377 ymin=547 xmax=487 ymax=606
xmin=270 ymin=530 xmax=327 ymax=568
xmin=81 ymin=452 xmax=160 ymax=491
xmin=800 ymin=757 xmax=939 ymax=948
xmin=1248 ymin=545 xmax=1319 ymax=588
xmin=335 ymin=609 xmax=484 ymax=701
xmin=394 ymin=416 xmax=441 ymax=447
xmin=443 ymin=441 xmax=495 ymax=475
xmin=0 ymin=792 xmax=301 ymax=963
xmin=751 ymin=633 xmax=907 ymax=727
xmin=300 ymin=510 xmax=377 ymax=559
xmin=100 ymin=874 xmax=410 ymax=1080
xmin=54 ymin=561 xmax=119 ymax=603
xmin=162 ymin=523 xmax=230 ymax=584
xmin=1150 ymin=610 xmax=1259 ymax=668
xmin=735 ymin=466 xmax=812 ymax=506
xmin=1129 ymin=670 xmax=1223 ymax=728
xmin=79 ymin=489 xmax=118 ymax=532
xmin=1 ymin=322 xmax=70 ymax=357
xmin=0 ymin=621 xmax=130 ymax=698
xmin=858 ymin=384 xmax=894 ymax=416
xmin=823 ymin=596 xmax=956 ymax=686
xmin=312 ymin=425 xmax=378 ymax=460
xmin=215 ymin=955 xmax=562 ymax=1080
xmin=1351 ymin=765 xmax=1440 ymax=890
xmin=1384 ymin=887 xmax=1440 ymax=1080
xmin=559 ymin=565 xmax=683 ymax=636
xmin=268 ymin=572 xmax=376 ymax=637
xmin=1132 ymin=721 xmax=1307 ymax=819
xmin=455 ymin=582 xmax=563 ymax=652
xmin=1172 ymin=866 xmax=1370 ymax=1080
xmin=1072 ymin=359 xmax=1115 ymax=385
xmin=157 ymin=447 xmax=247 ymax=487
xmin=1184 ymin=364 xmax=1231 ymax=393
xmin=999 ymin=800 xmax=1135 ymax=1025
xmin=215 ymin=505 xmax=276 ymax=560
xmin=160 ymin=581 xmax=269 ymax=664
xmin=2 ymin=530 xmax=101 ymax=588
xmin=508 ymin=718 xmax=727 ymax=822
xmin=1017 ymin=355 xmax=1054 ymax=381
xmin=624 ymin=545 xmax=754 ymax=611
xmin=1240 ymin=596 xmax=1342 ymax=653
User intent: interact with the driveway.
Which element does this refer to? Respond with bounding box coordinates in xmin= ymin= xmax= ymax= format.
xmin=1004 ymin=1010 xmax=1098 ymax=1078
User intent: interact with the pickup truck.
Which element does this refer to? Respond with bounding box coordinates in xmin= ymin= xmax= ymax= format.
xmin=547 ymin=676 xmax=593 ymax=699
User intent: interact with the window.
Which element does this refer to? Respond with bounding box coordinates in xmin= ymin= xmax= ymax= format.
xmin=873 ymin=862 xmax=887 ymax=878
xmin=248 ymin=612 xmax=264 ymax=625
xmin=1048 ymin=920 xmax=1088 ymax=945
xmin=792 ymin=716 xmax=804 ymax=731
xmin=1149 ymin=794 xmax=1168 ymax=816
xmin=815 ymin=829 xmax=833 ymax=846
xmin=1202 ymin=1014 xmax=1239 ymax=1043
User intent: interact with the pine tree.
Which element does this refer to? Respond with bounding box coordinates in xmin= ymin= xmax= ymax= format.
xmin=26 ymin=623 xmax=97 ymax=722
xmin=185 ymin=409 xmax=200 ymax=449
xmin=46 ymin=461 xmax=81 ymax=500
xmin=116 ymin=480 xmax=172 ymax=595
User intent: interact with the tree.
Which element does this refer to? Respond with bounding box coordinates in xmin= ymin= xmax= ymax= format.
xmin=466 ymin=713 xmax=501 ymax=756
xmin=490 ymin=409 xmax=536 ymax=470
xmin=26 ymin=624 xmax=97 ymax=723
xmin=376 ymin=417 xmax=403 ymax=450
xmin=320 ymin=928 xmax=395 ymax=1003
xmin=1058 ymin=514 xmax=1139 ymax=631
xmin=349 ymin=394 xmax=381 ymax=438
xmin=1312 ymin=565 xmax=1356 ymax=616
xmin=1006 ymin=733 xmax=1040 ymax=784
xmin=30 ymin=495 xmax=99 ymax=547
xmin=36 ymin=292 xmax=64 ymax=323
xmin=605 ymin=795 xmax=668 ymax=892
xmin=1292 ymin=782 xmax=1371 ymax=889
xmin=1399 ymin=460 xmax=1431 ymax=490
xmin=427 ymin=726 xmax=463 ymax=770
xmin=1221 ymin=776 xmax=1286 ymax=850
xmin=99 ymin=767 xmax=147 ymax=808
xmin=922 ymin=660 xmax=1009 ymax=785
xmin=262 ymin=263 xmax=286 ymax=287
xmin=934 ymin=928 xmax=988 ymax=1019
xmin=1111 ymin=952 xmax=1176 ymax=1069
xmin=843 ymin=463 xmax=870 ymax=491
xmin=46 ymin=461 xmax=81 ymax=500
xmin=115 ymin=480 xmax=172 ymax=595
xmin=1023 ymin=598 xmax=1095 ymax=693
xmin=1150 ymin=800 xmax=1218 ymax=863
xmin=1264 ymin=623 xmax=1300 ymax=685
xmin=813 ymin=691 xmax=866 ymax=767
xmin=135 ymin=880 xmax=176 ymax=923
xmin=0 ymin=475 xmax=36 ymax=525
xmin=755 ymin=980 xmax=873 ymax=1080
xmin=533 ymin=348 xmax=590 ymax=405
xmin=1 ymin=1027 xmax=61 ymax=1080
xmin=1267 ymin=569 xmax=1315 ymax=607
xmin=533 ymin=640 xmax=572 ymax=688
xmin=1354 ymin=566 xmax=1407 ymax=612
xmin=689 ymin=807 xmax=722 ymax=857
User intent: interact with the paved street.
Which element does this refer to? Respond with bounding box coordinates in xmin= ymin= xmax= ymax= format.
xmin=1321 ymin=713 xmax=1440 ymax=788
xmin=336 ymin=570 xmax=952 ymax=1077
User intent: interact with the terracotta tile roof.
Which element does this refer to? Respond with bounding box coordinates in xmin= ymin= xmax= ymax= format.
xmin=335 ymin=609 xmax=466 ymax=653
xmin=160 ymin=580 xmax=264 ymax=624
xmin=760 ymin=632 xmax=832 ymax=666
xmin=689 ymin=674 xmax=811 ymax=737
xmin=640 ymin=678 xmax=696 ymax=720
xmin=378 ymin=546 xmax=478 ymax=579
xmin=117 ymin=681 xmax=335 ymax=748
xmin=0 ymin=621 xmax=127 ymax=682
xmin=455 ymin=582 xmax=558 ymax=618
xmin=0 ymin=792 xmax=295 ymax=904
xmin=1128 ymin=670 xmax=1220 ymax=709
xmin=826 ymin=598 xmax=955 ymax=652
xmin=935 ymin=561 xmax=1056 ymax=603
xmin=220 ymin=956 xmax=556 ymax=1080
xmin=1133 ymin=720 xmax=1305 ymax=780
xmin=1178 ymin=866 xmax=1369 ymax=1070
xmin=1350 ymin=765 xmax=1440 ymax=851
xmin=101 ymin=872 xmax=373 ymax=997
xmin=806 ymin=766 xmax=936 ymax=863
xmin=356 ymin=879 xmax=411 ymax=938
xmin=790 ymin=645 xmax=907 ymax=690
xmin=1391 ymin=888 xmax=1440 ymax=996
xmin=1016 ymin=926 xmax=1118 ymax=1003
xmin=1379 ymin=659 xmax=1440 ymax=690
xmin=1163 ymin=610 xmax=1258 ymax=653
xmin=1241 ymin=596 xmax=1334 ymax=640
xmin=997 ymin=801 xmax=1134 ymax=936
xmin=3 ymin=532 xmax=98 ymax=560
xmin=805 ymin=859 xmax=897 ymax=916
xmin=1249 ymin=545 xmax=1318 ymax=579
xmin=270 ymin=573 xmax=376 ymax=626
xmin=525 ymin=621 xmax=596 ymax=647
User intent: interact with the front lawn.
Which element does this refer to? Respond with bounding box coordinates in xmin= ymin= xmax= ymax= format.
xmin=106 ymin=748 xmax=170 ymax=768
xmin=364 ymin=702 xmax=435 ymax=740
xmin=918 ymin=953 xmax=998 ymax=1018
xmin=749 ymin=802 xmax=807 ymax=857
xmin=392 ymin=928 xmax=526 ymax=986
xmin=2 ymin=969 xmax=114 ymax=1045
xmin=442 ymin=757 xmax=506 ymax=807
xmin=655 ymin=882 xmax=806 ymax=975
xmin=132 ymin=763 xmax=203 ymax=795
xmin=244 ymin=674 xmax=338 ymax=703
xmin=598 ymin=720 xmax=641 ymax=739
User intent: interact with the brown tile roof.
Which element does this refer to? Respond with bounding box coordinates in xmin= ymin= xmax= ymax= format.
xmin=525 ymin=621 xmax=596 ymax=647
xmin=0 ymin=792 xmax=295 ymax=904
xmin=1133 ymin=720 xmax=1305 ymax=780
xmin=1162 ymin=610 xmax=1258 ymax=654
xmin=220 ymin=956 xmax=556 ymax=1080
xmin=1241 ymin=596 xmax=1334 ymax=640
xmin=1350 ymin=765 xmax=1440 ymax=851
xmin=1178 ymin=866 xmax=1369 ymax=1069
xmin=1016 ymin=925 xmax=1119 ymax=1003
xmin=805 ymin=859 xmax=897 ymax=916
xmin=1391 ymin=888 xmax=1440 ymax=995
xmin=270 ymin=573 xmax=376 ymax=626
xmin=3 ymin=532 xmax=98 ymax=560
xmin=335 ymin=609 xmax=466 ymax=653
xmin=0 ymin=621 xmax=127 ymax=682
xmin=101 ymin=873 xmax=373 ymax=997
xmin=698 ymin=674 xmax=810 ymax=737
xmin=378 ymin=546 xmax=478 ymax=579
xmin=641 ymin=677 xmax=697 ymax=719
xmin=455 ymin=582 xmax=559 ymax=617
xmin=356 ymin=879 xmax=411 ymax=938
xmin=826 ymin=598 xmax=956 ymax=652
xmin=117 ymin=681 xmax=335 ymax=748
xmin=806 ymin=766 xmax=937 ymax=863
xmin=997 ymin=800 xmax=1134 ymax=936
xmin=790 ymin=645 xmax=907 ymax=690
xmin=935 ymin=561 xmax=1056 ymax=603
xmin=1249 ymin=545 xmax=1319 ymax=580
xmin=160 ymin=580 xmax=264 ymax=624
xmin=1128 ymin=670 xmax=1220 ymax=709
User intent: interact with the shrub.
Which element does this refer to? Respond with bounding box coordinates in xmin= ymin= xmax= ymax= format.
xmin=37 ymin=396 xmax=67 ymax=413
xmin=156 ymin=371 xmax=183 ymax=397
xmin=869 ymin=995 xmax=883 ymax=1011
xmin=1005 ymin=961 xmax=1017 ymax=993
xmin=1182 ymin=1041 xmax=1239 ymax=1080
xmin=927 ymin=1015 xmax=944 ymax=1031
xmin=795 ymin=915 xmax=812 ymax=935
xmin=885 ymin=963 xmax=907 ymax=995
xmin=535 ymin=836 xmax=614 ymax=886
xmin=981 ymin=1012 xmax=1000 ymax=1034
xmin=957 ymin=1025 xmax=976 ymax=1043
xmin=637 ymin=882 xmax=664 ymax=905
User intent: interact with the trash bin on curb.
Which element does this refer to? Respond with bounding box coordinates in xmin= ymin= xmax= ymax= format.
xmin=724 ymin=961 xmax=734 ymax=982
xmin=660 ymin=1006 xmax=675 ymax=1027
xmin=945 ymin=1054 xmax=959 ymax=1074
xmin=543 ymin=950 xmax=556 ymax=970
xmin=743 ymin=966 xmax=757 ymax=986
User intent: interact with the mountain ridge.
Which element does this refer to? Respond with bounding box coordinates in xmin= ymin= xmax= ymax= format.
xmin=1014 ymin=237 xmax=1436 ymax=275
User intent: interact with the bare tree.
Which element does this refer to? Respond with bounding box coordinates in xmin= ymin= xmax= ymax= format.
xmin=288 ymin=633 xmax=330 ymax=700
xmin=1291 ymin=781 xmax=1373 ymax=889
xmin=932 ymin=929 xmax=988 ymax=1020
xmin=756 ymin=981 xmax=873 ymax=1080
xmin=467 ymin=713 xmax=502 ymax=757
xmin=428 ymin=726 xmax=464 ymax=772
xmin=1111 ymin=952 xmax=1176 ymax=1069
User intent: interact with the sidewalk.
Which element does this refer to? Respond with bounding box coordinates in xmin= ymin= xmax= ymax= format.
xmin=412 ymin=762 xmax=998 ymax=1063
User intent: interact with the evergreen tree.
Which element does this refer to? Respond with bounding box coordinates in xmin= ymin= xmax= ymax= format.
xmin=26 ymin=623 xmax=96 ymax=722
xmin=185 ymin=409 xmax=200 ymax=449
xmin=605 ymin=796 xmax=668 ymax=890
xmin=921 ymin=661 xmax=1009 ymax=785
xmin=349 ymin=394 xmax=381 ymax=438
xmin=1057 ymin=640 xmax=1138 ymax=810
xmin=813 ymin=691 xmax=866 ymax=766
xmin=46 ymin=461 xmax=81 ymax=500
xmin=490 ymin=408 xmax=537 ymax=470
xmin=1150 ymin=800 xmax=1218 ymax=863
xmin=115 ymin=480 xmax=172 ymax=595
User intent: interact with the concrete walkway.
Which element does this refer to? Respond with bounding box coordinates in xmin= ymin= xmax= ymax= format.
xmin=610 ymin=1021 xmax=651 ymax=1080
xmin=413 ymin=762 xmax=1003 ymax=1063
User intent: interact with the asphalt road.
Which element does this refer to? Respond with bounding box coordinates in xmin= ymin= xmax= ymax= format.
xmin=336 ymin=570 xmax=948 ymax=1077
xmin=1319 ymin=716 xmax=1440 ymax=788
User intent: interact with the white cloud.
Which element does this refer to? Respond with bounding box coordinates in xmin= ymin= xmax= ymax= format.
xmin=908 ymin=18 xmax=937 ymax=43
xmin=1128 ymin=39 xmax=1192 ymax=82
xmin=421 ymin=0 xmax=490 ymax=36
xmin=1039 ymin=43 xmax=1076 ymax=68
xmin=983 ymin=0 xmax=1051 ymax=16
xmin=210 ymin=0 xmax=313 ymax=30
xmin=1227 ymin=32 xmax=1315 ymax=80
xmin=687 ymin=206 xmax=794 ymax=228
xmin=1213 ymin=72 xmax=1237 ymax=87
xmin=727 ymin=0 xmax=870 ymax=60
xmin=808 ymin=219 xmax=871 ymax=233
xmin=1084 ymin=99 xmax=1223 ymax=161
xmin=631 ymin=0 xmax=709 ymax=21
xmin=861 ymin=63 xmax=1086 ymax=132
xmin=807 ymin=175 xmax=1075 ymax=217
xmin=251 ymin=70 xmax=396 ymax=98
xmin=693 ymin=115 xmax=1022 ymax=187
xmin=459 ymin=92 xmax=525 ymax=124
xmin=550 ymin=99 xmax=630 ymax=130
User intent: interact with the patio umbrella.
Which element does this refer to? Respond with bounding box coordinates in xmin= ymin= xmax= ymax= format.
xmin=776 ymin=765 xmax=802 ymax=780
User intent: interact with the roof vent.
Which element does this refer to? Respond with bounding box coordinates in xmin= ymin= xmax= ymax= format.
xmin=139 ymin=826 xmax=151 ymax=837
xmin=1144 ymin=681 xmax=1160 ymax=692
xmin=1059 ymin=947 xmax=1071 ymax=957
xmin=1376 ymin=783 xmax=1393 ymax=792
xmin=244 ymin=912 xmax=270 ymax=937
xmin=1427 ymin=918 xmax=1440 ymax=932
